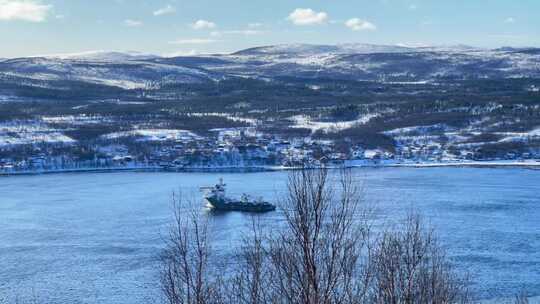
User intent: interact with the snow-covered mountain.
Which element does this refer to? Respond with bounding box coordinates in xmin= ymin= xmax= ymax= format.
xmin=43 ymin=50 xmax=161 ymax=62
xmin=221 ymin=43 xmax=540 ymax=80
xmin=232 ymin=43 xmax=420 ymax=56
xmin=231 ymin=43 xmax=489 ymax=56
xmin=1 ymin=44 xmax=539 ymax=95
xmin=0 ymin=55 xmax=224 ymax=90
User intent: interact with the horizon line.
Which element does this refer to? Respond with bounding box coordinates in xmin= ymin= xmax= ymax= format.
xmin=3 ymin=42 xmax=539 ymax=60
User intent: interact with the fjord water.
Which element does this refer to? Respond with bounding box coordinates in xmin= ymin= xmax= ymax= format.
xmin=0 ymin=168 xmax=539 ymax=303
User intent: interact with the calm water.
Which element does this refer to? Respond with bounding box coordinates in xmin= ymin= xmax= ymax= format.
xmin=0 ymin=168 xmax=539 ymax=303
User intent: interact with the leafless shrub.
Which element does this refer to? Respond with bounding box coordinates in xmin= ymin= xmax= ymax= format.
xmin=370 ymin=213 xmax=471 ymax=304
xmin=228 ymin=219 xmax=272 ymax=304
xmin=515 ymin=291 xmax=529 ymax=304
xmin=264 ymin=168 xmax=372 ymax=304
xmin=226 ymin=169 xmax=373 ymax=304
xmin=160 ymin=193 xmax=223 ymax=304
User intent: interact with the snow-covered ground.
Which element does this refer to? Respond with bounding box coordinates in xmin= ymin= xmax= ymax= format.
xmin=3 ymin=157 xmax=539 ymax=176
xmin=41 ymin=115 xmax=113 ymax=125
xmin=343 ymin=158 xmax=540 ymax=168
xmin=101 ymin=129 xmax=200 ymax=142
xmin=384 ymin=123 xmax=454 ymax=136
xmin=78 ymin=77 xmax=150 ymax=89
xmin=289 ymin=113 xmax=379 ymax=133
xmin=188 ymin=112 xmax=260 ymax=126
xmin=42 ymin=50 xmax=160 ymax=61
xmin=0 ymin=121 xmax=75 ymax=147
xmin=3 ymin=43 xmax=539 ymax=94
xmin=390 ymin=159 xmax=540 ymax=168
xmin=497 ymin=128 xmax=540 ymax=143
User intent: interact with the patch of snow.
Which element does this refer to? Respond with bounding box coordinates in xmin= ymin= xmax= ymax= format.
xmin=78 ymin=77 xmax=149 ymax=89
xmin=0 ymin=95 xmax=13 ymax=102
xmin=497 ymin=128 xmax=540 ymax=142
xmin=527 ymin=85 xmax=540 ymax=92
xmin=385 ymin=124 xmax=453 ymax=136
xmin=101 ymin=129 xmax=200 ymax=142
xmin=290 ymin=113 xmax=379 ymax=133
xmin=41 ymin=115 xmax=112 ymax=125
xmin=383 ymin=81 xmax=429 ymax=85
xmin=0 ymin=121 xmax=75 ymax=147
xmin=364 ymin=149 xmax=382 ymax=159
xmin=188 ymin=112 xmax=260 ymax=126
xmin=115 ymin=101 xmax=149 ymax=105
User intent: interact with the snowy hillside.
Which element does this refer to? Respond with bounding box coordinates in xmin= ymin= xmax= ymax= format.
xmin=221 ymin=44 xmax=540 ymax=80
xmin=0 ymin=44 xmax=539 ymax=173
xmin=0 ymin=44 xmax=539 ymax=95
xmin=0 ymin=56 xmax=223 ymax=90
xmin=43 ymin=50 xmax=161 ymax=62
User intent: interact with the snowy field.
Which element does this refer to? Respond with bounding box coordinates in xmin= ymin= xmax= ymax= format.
xmin=0 ymin=121 xmax=75 ymax=146
xmin=289 ymin=113 xmax=379 ymax=133
xmin=0 ymin=168 xmax=539 ymax=303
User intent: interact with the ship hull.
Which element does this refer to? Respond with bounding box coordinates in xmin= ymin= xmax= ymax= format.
xmin=205 ymin=197 xmax=276 ymax=213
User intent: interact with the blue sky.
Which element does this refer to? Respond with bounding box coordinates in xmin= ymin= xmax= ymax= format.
xmin=0 ymin=0 xmax=539 ymax=57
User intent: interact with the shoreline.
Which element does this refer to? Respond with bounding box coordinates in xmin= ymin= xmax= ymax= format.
xmin=1 ymin=160 xmax=539 ymax=176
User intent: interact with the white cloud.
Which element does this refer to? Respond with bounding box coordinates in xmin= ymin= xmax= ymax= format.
xmin=124 ymin=19 xmax=143 ymax=27
xmin=409 ymin=4 xmax=417 ymax=10
xmin=0 ymin=0 xmax=51 ymax=22
xmin=168 ymin=38 xmax=217 ymax=45
xmin=504 ymin=17 xmax=516 ymax=24
xmin=191 ymin=19 xmax=216 ymax=30
xmin=345 ymin=18 xmax=376 ymax=31
xmin=153 ymin=5 xmax=175 ymax=16
xmin=287 ymin=8 xmax=328 ymax=26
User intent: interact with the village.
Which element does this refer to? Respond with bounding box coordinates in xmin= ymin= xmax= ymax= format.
xmin=1 ymin=126 xmax=539 ymax=174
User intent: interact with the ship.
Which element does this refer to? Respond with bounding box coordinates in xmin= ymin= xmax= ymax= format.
xmin=200 ymin=179 xmax=276 ymax=213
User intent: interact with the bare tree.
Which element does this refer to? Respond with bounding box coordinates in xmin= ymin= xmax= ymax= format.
xmin=160 ymin=169 xmax=475 ymax=304
xmin=228 ymin=219 xmax=273 ymax=304
xmin=515 ymin=291 xmax=529 ymax=304
xmin=370 ymin=213 xmax=471 ymax=304
xmin=160 ymin=193 xmax=223 ymax=304
xmin=236 ymin=168 xmax=373 ymax=304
